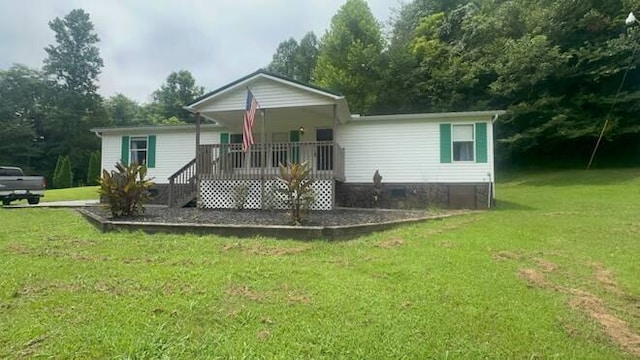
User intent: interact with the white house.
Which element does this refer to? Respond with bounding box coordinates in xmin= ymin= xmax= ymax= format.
xmin=92 ymin=70 xmax=504 ymax=210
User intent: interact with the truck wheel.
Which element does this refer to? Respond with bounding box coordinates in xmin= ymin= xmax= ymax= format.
xmin=27 ymin=197 xmax=40 ymax=205
xmin=2 ymin=199 xmax=10 ymax=206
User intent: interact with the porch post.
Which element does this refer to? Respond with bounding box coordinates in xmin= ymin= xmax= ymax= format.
xmin=332 ymin=104 xmax=338 ymax=210
xmin=260 ymin=109 xmax=266 ymax=209
xmin=195 ymin=112 xmax=201 ymax=208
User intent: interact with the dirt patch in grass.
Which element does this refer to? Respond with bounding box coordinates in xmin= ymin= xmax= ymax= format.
xmin=517 ymin=267 xmax=640 ymax=356
xmin=568 ymin=289 xmax=640 ymax=356
xmin=536 ymin=258 xmax=558 ymax=273
xmin=592 ymin=263 xmax=624 ymax=295
xmin=420 ymin=217 xmax=480 ymax=237
xmin=493 ymin=250 xmax=523 ymax=261
xmin=257 ymin=330 xmax=271 ymax=341
xmin=226 ymin=285 xmax=269 ymax=302
xmin=18 ymin=335 xmax=48 ymax=359
xmin=375 ymin=237 xmax=405 ymax=248
xmin=221 ymin=242 xmax=310 ymax=256
xmin=286 ymin=294 xmax=312 ymax=305
xmin=6 ymin=243 xmax=31 ymax=254
xmin=519 ymin=268 xmax=552 ymax=288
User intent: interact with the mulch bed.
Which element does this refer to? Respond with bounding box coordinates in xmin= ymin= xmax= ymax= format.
xmin=84 ymin=206 xmax=452 ymax=227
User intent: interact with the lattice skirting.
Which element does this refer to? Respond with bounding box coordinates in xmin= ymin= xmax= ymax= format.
xmin=200 ymin=179 xmax=334 ymax=210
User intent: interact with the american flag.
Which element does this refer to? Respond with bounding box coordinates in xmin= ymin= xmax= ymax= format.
xmin=243 ymin=90 xmax=259 ymax=153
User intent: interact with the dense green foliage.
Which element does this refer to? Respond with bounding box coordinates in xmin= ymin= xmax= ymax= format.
xmin=314 ymin=0 xmax=384 ymax=114
xmin=99 ymin=161 xmax=154 ymax=217
xmin=264 ymin=0 xmax=640 ymax=167
xmin=86 ymin=151 xmax=101 ymax=186
xmin=1 ymin=168 xmax=639 ymax=357
xmin=266 ymin=32 xmax=319 ymax=83
xmin=0 ymin=9 xmax=206 ymax=184
xmin=151 ymin=70 xmax=205 ymax=124
xmin=53 ymin=155 xmax=73 ymax=189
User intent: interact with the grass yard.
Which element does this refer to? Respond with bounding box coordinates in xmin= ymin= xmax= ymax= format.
xmin=6 ymin=186 xmax=99 ymax=205
xmin=41 ymin=186 xmax=99 ymax=202
xmin=1 ymin=169 xmax=639 ymax=358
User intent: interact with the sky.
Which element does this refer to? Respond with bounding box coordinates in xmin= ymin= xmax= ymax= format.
xmin=0 ymin=0 xmax=397 ymax=103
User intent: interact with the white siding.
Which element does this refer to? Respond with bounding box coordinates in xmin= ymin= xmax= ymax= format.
xmin=336 ymin=118 xmax=494 ymax=183
xmin=200 ymin=77 xmax=335 ymax=112
xmin=100 ymin=129 xmax=221 ymax=184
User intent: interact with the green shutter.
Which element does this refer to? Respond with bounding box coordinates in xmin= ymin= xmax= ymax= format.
xmin=220 ymin=133 xmax=229 ymax=155
xmin=121 ymin=136 xmax=130 ymax=165
xmin=475 ymin=123 xmax=488 ymax=163
xmin=290 ymin=130 xmax=300 ymax=163
xmin=147 ymin=135 xmax=156 ymax=168
xmin=440 ymin=124 xmax=452 ymax=163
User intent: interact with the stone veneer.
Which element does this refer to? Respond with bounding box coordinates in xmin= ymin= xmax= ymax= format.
xmin=335 ymin=182 xmax=493 ymax=210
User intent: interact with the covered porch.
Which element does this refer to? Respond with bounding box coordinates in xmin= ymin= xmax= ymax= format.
xmin=170 ymin=70 xmax=352 ymax=209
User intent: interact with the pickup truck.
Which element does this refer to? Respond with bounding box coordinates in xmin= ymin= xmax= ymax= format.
xmin=0 ymin=166 xmax=46 ymax=206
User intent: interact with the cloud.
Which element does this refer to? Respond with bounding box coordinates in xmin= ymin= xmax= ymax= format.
xmin=0 ymin=0 xmax=395 ymax=103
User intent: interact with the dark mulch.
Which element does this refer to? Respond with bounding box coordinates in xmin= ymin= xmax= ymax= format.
xmin=84 ymin=206 xmax=445 ymax=227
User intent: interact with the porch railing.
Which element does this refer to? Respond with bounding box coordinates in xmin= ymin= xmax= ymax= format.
xmin=167 ymin=158 xmax=197 ymax=208
xmin=196 ymin=141 xmax=345 ymax=181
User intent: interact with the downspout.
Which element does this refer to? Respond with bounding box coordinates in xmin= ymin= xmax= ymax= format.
xmin=490 ymin=113 xmax=500 ymax=208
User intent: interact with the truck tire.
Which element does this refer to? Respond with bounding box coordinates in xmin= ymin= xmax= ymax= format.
xmin=2 ymin=199 xmax=10 ymax=206
xmin=27 ymin=197 xmax=40 ymax=205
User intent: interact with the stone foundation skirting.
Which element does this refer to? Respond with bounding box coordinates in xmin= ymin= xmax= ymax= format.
xmin=336 ymin=182 xmax=493 ymax=210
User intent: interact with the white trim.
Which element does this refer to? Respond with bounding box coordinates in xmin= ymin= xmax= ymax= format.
xmin=350 ymin=110 xmax=506 ymax=122
xmin=186 ymin=73 xmax=343 ymax=110
xmin=91 ymin=123 xmax=222 ymax=135
xmin=451 ymin=123 xmax=476 ymax=163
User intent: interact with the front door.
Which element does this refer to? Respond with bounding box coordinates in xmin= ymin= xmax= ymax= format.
xmin=316 ymin=128 xmax=333 ymax=171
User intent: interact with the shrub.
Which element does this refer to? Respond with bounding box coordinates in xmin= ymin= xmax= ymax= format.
xmin=276 ymin=161 xmax=315 ymax=225
xmin=87 ymin=151 xmax=101 ymax=186
xmin=54 ymin=155 xmax=73 ymax=189
xmin=99 ymin=161 xmax=154 ymax=217
xmin=52 ymin=155 xmax=63 ymax=188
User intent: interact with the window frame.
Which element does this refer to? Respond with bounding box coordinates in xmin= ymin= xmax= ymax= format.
xmin=451 ymin=123 xmax=475 ymax=162
xmin=129 ymin=136 xmax=149 ymax=165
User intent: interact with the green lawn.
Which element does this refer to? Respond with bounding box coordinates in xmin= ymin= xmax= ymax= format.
xmin=1 ymin=169 xmax=639 ymax=358
xmin=42 ymin=186 xmax=99 ymax=202
xmin=7 ymin=186 xmax=99 ymax=205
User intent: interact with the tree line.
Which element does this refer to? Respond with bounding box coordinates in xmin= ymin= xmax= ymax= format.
xmin=0 ymin=9 xmax=205 ymax=186
xmin=266 ymin=0 xmax=640 ymax=168
xmin=3 ymin=1 xmax=640 ymax=188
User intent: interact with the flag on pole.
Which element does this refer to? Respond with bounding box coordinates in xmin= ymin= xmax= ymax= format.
xmin=243 ymin=89 xmax=259 ymax=152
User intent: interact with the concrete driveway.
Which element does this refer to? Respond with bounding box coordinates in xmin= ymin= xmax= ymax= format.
xmin=3 ymin=199 xmax=100 ymax=208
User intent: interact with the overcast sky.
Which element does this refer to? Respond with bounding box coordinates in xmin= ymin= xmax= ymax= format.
xmin=0 ymin=0 xmax=397 ymax=103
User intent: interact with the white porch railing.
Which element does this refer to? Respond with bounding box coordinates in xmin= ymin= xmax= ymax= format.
xmin=196 ymin=141 xmax=345 ymax=181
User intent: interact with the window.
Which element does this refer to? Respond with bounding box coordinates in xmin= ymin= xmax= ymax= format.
xmin=452 ymin=124 xmax=474 ymax=161
xmin=130 ymin=136 xmax=148 ymax=165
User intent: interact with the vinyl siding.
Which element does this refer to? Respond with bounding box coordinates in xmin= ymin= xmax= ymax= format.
xmin=101 ymin=129 xmax=221 ymax=184
xmin=199 ymin=77 xmax=335 ymax=112
xmin=336 ymin=118 xmax=494 ymax=183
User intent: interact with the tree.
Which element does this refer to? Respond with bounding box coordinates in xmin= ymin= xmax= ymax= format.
xmin=87 ymin=151 xmax=101 ymax=185
xmin=43 ymin=9 xmax=103 ymax=95
xmin=314 ymin=0 xmax=385 ymax=114
xmin=53 ymin=155 xmax=73 ymax=188
xmin=152 ymin=70 xmax=204 ymax=123
xmin=0 ymin=65 xmax=51 ymax=170
xmin=42 ymin=8 xmax=108 ymax=185
xmin=105 ymin=94 xmax=143 ymax=126
xmin=266 ymin=32 xmax=319 ymax=83
xmin=267 ymin=38 xmax=300 ymax=78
